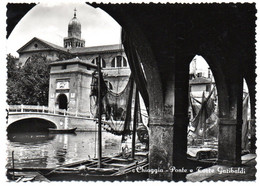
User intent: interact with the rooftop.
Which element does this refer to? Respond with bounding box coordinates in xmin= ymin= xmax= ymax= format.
xmin=17 ymin=37 xmax=69 ymax=54
xmin=69 ymin=44 xmax=124 ymax=54
xmin=50 ymin=57 xmax=97 ymax=68
xmin=17 ymin=37 xmax=123 ymax=55
xmin=189 ymin=77 xmax=213 ymax=85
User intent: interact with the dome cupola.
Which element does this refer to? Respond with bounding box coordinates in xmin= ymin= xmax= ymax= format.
xmin=68 ymin=8 xmax=81 ymax=38
xmin=64 ymin=8 xmax=85 ymax=49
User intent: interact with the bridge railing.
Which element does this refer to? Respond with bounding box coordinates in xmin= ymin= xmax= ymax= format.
xmin=8 ymin=105 xmax=93 ymax=118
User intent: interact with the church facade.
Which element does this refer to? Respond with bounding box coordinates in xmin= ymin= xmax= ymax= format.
xmin=16 ymin=10 xmax=131 ymax=116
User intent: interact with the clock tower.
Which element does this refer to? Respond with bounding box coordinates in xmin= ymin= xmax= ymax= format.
xmin=48 ymin=57 xmax=97 ymax=115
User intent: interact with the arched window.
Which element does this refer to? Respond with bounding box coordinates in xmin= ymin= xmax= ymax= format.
xmin=111 ymin=56 xmax=128 ymax=68
xmin=123 ymin=59 xmax=127 ymax=67
xmin=111 ymin=60 xmax=115 ymax=67
xmin=116 ymin=56 xmax=122 ymax=67
xmin=101 ymin=58 xmax=106 ymax=68
xmin=91 ymin=57 xmax=106 ymax=68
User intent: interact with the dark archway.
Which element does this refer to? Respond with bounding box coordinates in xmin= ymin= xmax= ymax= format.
xmin=57 ymin=94 xmax=68 ymax=110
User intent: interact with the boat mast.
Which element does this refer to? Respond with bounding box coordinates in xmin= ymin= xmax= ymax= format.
xmin=131 ymin=87 xmax=139 ymax=159
xmin=97 ymin=55 xmax=102 ymax=168
xmin=201 ymin=91 xmax=206 ymax=144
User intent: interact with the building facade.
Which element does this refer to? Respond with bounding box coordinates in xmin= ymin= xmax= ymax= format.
xmin=17 ymin=10 xmax=131 ymax=116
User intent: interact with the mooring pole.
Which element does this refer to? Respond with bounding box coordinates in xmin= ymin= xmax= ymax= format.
xmin=131 ymin=88 xmax=139 ymax=159
xmin=12 ymin=151 xmax=15 ymax=180
xmin=97 ymin=56 xmax=102 ymax=168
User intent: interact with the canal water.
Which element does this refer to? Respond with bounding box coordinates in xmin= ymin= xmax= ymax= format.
xmin=6 ymin=131 xmax=126 ymax=168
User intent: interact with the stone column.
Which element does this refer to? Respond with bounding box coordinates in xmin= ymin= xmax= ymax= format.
xmin=218 ymin=118 xmax=242 ymax=165
xmin=249 ymin=93 xmax=256 ymax=154
xmin=250 ymin=119 xmax=256 ymax=154
xmin=172 ymin=60 xmax=190 ymax=181
xmin=149 ymin=115 xmax=174 ymax=180
xmin=120 ymin=22 xmax=176 ymax=180
xmin=218 ymin=75 xmax=243 ymax=165
xmin=147 ymin=61 xmax=174 ymax=180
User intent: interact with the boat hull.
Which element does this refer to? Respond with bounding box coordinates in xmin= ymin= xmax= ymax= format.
xmin=48 ymin=127 xmax=77 ymax=134
xmin=7 ymin=152 xmax=149 ymax=181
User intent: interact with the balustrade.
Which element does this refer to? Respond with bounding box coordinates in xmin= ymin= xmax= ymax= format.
xmin=7 ymin=105 xmax=92 ymax=118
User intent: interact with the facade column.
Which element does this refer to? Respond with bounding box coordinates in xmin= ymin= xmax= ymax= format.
xmin=119 ymin=20 xmax=175 ymax=180
xmin=218 ymin=73 xmax=243 ymax=165
xmin=149 ymin=115 xmax=174 ymax=180
xmin=218 ymin=118 xmax=242 ymax=165
xmin=149 ymin=68 xmax=175 ymax=180
xmin=250 ymin=119 xmax=256 ymax=153
xmin=172 ymin=58 xmax=190 ymax=181
xmin=249 ymin=92 xmax=256 ymax=154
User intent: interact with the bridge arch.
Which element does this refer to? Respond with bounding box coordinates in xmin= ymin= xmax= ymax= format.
xmin=7 ymin=118 xmax=57 ymax=133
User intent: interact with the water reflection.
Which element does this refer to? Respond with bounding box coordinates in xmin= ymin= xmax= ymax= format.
xmin=7 ymin=132 xmax=55 ymax=144
xmin=54 ymin=134 xmax=68 ymax=165
xmin=7 ymin=132 xmax=122 ymax=168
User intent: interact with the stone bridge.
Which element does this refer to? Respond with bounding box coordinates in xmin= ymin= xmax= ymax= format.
xmin=7 ymin=105 xmax=97 ymax=132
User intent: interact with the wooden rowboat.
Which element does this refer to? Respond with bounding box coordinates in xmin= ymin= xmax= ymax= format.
xmin=44 ymin=151 xmax=148 ymax=181
xmin=7 ymin=151 xmax=149 ymax=181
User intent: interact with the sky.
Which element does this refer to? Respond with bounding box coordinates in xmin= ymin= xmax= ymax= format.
xmin=6 ymin=1 xmax=211 ymax=74
xmin=190 ymin=55 xmax=210 ymax=77
xmin=7 ymin=2 xmax=122 ymax=57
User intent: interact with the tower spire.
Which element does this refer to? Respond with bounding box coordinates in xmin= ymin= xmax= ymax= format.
xmin=74 ymin=8 xmax=77 ymax=18
xmin=64 ymin=8 xmax=85 ymax=48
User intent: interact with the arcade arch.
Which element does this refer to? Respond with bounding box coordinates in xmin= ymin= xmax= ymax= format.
xmin=187 ymin=55 xmax=219 ymax=158
xmin=91 ymin=57 xmax=106 ymax=68
xmin=111 ymin=56 xmax=128 ymax=68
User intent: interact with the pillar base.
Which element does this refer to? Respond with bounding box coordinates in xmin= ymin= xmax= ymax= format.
xmin=149 ymin=123 xmax=174 ymax=181
xmin=218 ymin=118 xmax=242 ymax=166
xmin=172 ymin=114 xmax=189 ymax=181
xmin=217 ymin=159 xmax=241 ymax=166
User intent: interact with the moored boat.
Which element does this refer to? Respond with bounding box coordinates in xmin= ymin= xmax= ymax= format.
xmin=44 ymin=150 xmax=148 ymax=181
xmin=48 ymin=127 xmax=77 ymax=134
xmin=7 ymin=150 xmax=148 ymax=181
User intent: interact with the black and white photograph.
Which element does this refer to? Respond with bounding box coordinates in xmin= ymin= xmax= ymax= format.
xmin=1 ymin=0 xmax=259 ymax=183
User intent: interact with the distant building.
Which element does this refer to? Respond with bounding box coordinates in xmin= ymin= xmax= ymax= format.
xmin=189 ymin=66 xmax=216 ymax=121
xmin=16 ymin=9 xmax=130 ymax=116
xmin=189 ymin=59 xmax=215 ymax=101
xmin=189 ymin=76 xmax=215 ymax=101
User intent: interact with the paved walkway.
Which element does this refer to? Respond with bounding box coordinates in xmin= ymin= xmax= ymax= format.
xmin=186 ymin=154 xmax=256 ymax=182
